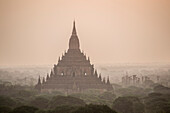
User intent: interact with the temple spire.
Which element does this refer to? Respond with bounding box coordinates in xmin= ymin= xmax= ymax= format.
xmin=35 ymin=76 xmax=41 ymax=91
xmin=58 ymin=57 xmax=60 ymax=62
xmin=72 ymin=20 xmax=77 ymax=35
xmin=107 ymin=76 xmax=110 ymax=84
xmin=69 ymin=20 xmax=80 ymax=49
xmin=99 ymin=73 xmax=102 ymax=80
xmin=38 ymin=76 xmax=41 ymax=84
xmin=46 ymin=73 xmax=49 ymax=80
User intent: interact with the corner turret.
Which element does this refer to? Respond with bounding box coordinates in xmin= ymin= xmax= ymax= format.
xmin=35 ymin=76 xmax=41 ymax=91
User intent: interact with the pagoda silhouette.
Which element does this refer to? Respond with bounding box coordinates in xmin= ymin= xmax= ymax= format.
xmin=35 ymin=21 xmax=113 ymax=93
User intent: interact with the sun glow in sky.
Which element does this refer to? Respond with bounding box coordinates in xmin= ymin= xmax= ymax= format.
xmin=0 ymin=0 xmax=170 ymax=65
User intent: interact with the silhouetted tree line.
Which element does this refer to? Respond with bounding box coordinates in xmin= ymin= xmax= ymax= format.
xmin=0 ymin=84 xmax=170 ymax=113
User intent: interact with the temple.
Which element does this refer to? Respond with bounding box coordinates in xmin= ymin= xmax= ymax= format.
xmin=35 ymin=21 xmax=113 ymax=93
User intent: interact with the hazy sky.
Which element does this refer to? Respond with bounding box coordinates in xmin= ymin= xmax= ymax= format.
xmin=0 ymin=0 xmax=170 ymax=66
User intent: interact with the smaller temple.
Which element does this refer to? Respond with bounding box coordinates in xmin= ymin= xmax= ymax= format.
xmin=35 ymin=21 xmax=113 ymax=93
xmin=121 ymin=71 xmax=154 ymax=86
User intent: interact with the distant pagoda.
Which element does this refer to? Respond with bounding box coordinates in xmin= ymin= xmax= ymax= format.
xmin=35 ymin=21 xmax=113 ymax=93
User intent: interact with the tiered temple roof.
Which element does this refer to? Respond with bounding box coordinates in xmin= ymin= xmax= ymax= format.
xmin=35 ymin=21 xmax=113 ymax=93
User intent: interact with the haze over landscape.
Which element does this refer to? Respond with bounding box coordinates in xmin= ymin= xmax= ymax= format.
xmin=1 ymin=1 xmax=170 ymax=113
xmin=0 ymin=0 xmax=170 ymax=66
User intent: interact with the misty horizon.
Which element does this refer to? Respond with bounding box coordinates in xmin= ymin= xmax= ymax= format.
xmin=0 ymin=1 xmax=170 ymax=113
xmin=0 ymin=0 xmax=170 ymax=66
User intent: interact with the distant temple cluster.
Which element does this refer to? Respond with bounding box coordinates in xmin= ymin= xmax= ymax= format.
xmin=121 ymin=72 xmax=170 ymax=87
xmin=122 ymin=72 xmax=151 ymax=86
xmin=35 ymin=21 xmax=113 ymax=93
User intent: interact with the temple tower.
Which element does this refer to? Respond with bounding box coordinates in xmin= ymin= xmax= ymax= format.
xmin=35 ymin=21 xmax=113 ymax=93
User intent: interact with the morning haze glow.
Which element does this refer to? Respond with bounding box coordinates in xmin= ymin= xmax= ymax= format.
xmin=0 ymin=0 xmax=170 ymax=66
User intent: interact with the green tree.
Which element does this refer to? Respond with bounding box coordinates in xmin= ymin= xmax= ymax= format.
xmin=0 ymin=106 xmax=12 ymax=113
xmin=11 ymin=106 xmax=38 ymax=113
xmin=144 ymin=92 xmax=170 ymax=113
xmin=0 ymin=96 xmax=16 ymax=107
xmin=48 ymin=96 xmax=85 ymax=109
xmin=112 ymin=96 xmax=144 ymax=113
xmin=73 ymin=104 xmax=117 ymax=113
xmin=30 ymin=97 xmax=49 ymax=109
xmin=153 ymin=85 xmax=170 ymax=94
xmin=53 ymin=105 xmax=78 ymax=113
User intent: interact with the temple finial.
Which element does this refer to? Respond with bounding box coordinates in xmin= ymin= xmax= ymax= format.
xmin=72 ymin=20 xmax=77 ymax=35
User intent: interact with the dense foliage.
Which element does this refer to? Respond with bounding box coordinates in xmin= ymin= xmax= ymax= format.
xmin=72 ymin=104 xmax=117 ymax=113
xmin=0 ymin=84 xmax=170 ymax=113
xmin=113 ymin=96 xmax=144 ymax=113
